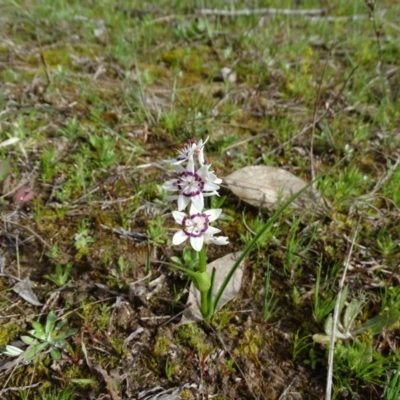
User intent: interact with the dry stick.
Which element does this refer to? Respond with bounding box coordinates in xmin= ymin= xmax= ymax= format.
xmin=278 ymin=377 xmax=296 ymax=400
xmin=15 ymin=236 xmax=20 ymax=280
xmin=366 ymin=0 xmax=392 ymax=112
xmin=325 ymin=217 xmax=361 ymax=400
xmin=224 ymin=132 xmax=269 ymax=152
xmin=38 ymin=42 xmax=51 ymax=90
xmin=363 ymin=155 xmax=400 ymax=197
xmin=1 ymin=218 xmax=53 ymax=250
xmin=0 ymin=382 xmax=42 ymax=395
xmin=198 ymin=8 xmax=328 ymax=16
xmin=309 ymin=14 xmax=370 ymax=22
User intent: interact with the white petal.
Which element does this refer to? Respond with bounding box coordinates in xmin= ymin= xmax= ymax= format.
xmin=206 ymin=226 xmax=221 ymax=235
xmin=172 ymin=211 xmax=186 ymax=224
xmin=173 ymin=164 xmax=186 ymax=173
xmin=205 ymin=208 xmax=222 ymax=221
xmin=189 ymin=203 xmax=201 ymax=215
xmin=165 ymin=194 xmax=178 ymax=201
xmin=197 ymin=136 xmax=208 ymax=166
xmin=177 ymin=195 xmax=190 ymax=211
xmin=190 ymin=236 xmax=204 ymax=252
xmin=186 ymin=157 xmax=195 ymax=173
xmin=203 ymin=191 xmax=219 ymax=198
xmin=197 ymin=165 xmax=209 ymax=178
xmin=203 ymin=182 xmax=220 ymax=191
xmin=163 ymin=180 xmax=178 ymax=191
xmin=200 ymin=136 xmax=209 ymax=146
xmin=173 ymin=230 xmax=188 ymax=245
xmin=191 ymin=194 xmax=204 ymax=211
xmin=204 ymin=235 xmax=229 ymax=245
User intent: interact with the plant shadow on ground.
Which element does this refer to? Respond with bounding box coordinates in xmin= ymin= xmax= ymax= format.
xmin=1 ymin=0 xmax=400 ymax=399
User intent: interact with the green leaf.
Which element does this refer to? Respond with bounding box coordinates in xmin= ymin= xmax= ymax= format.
xmin=31 ymin=321 xmax=45 ymax=337
xmin=45 ymin=311 xmax=57 ymax=337
xmin=24 ymin=342 xmax=48 ymax=362
xmin=55 ymin=263 xmax=62 ymax=276
xmin=62 ymin=328 xmax=78 ymax=338
xmin=324 ymin=314 xmax=333 ymax=335
xmin=312 ymin=334 xmax=331 ymax=344
xmin=54 ymin=319 xmax=67 ymax=332
xmin=50 ymin=348 xmax=62 ymax=360
xmin=324 ymin=314 xmax=348 ymax=339
xmin=338 ymin=286 xmax=348 ymax=316
xmin=3 ymin=345 xmax=24 ymax=357
xmin=191 ymin=271 xmax=211 ymax=292
xmin=70 ymin=379 xmax=96 ymax=384
xmin=20 ymin=335 xmax=37 ymax=345
xmin=0 ymin=159 xmax=11 ymax=181
xmin=213 ymin=169 xmax=330 ymax=313
xmin=50 ymin=338 xmax=67 ymax=348
xmin=354 ymin=309 xmax=400 ymax=335
xmin=170 ymin=256 xmax=182 ymax=265
xmin=29 ymin=329 xmax=45 ymax=341
xmin=343 ymin=297 xmax=365 ymax=333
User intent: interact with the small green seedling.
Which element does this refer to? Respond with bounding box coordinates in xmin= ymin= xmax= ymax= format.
xmin=385 ymin=366 xmax=400 ymax=400
xmin=74 ymin=228 xmax=95 ymax=258
xmin=2 ymin=311 xmax=77 ymax=362
xmin=89 ymin=134 xmax=118 ymax=168
xmin=170 ymin=248 xmax=199 ymax=271
xmin=44 ymin=262 xmax=73 ymax=287
xmin=313 ymin=287 xmax=400 ymax=344
xmin=147 ymin=215 xmax=168 ymax=246
xmin=263 ymin=264 xmax=278 ymax=322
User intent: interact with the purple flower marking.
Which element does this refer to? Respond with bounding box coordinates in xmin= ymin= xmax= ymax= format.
xmin=172 ymin=205 xmax=222 ymax=251
xmin=163 ymin=164 xmax=220 ymax=211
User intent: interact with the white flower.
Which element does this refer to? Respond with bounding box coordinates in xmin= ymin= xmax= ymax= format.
xmin=163 ymin=137 xmax=209 ymax=169
xmin=172 ymin=204 xmax=222 ymax=251
xmin=204 ymin=167 xmax=222 ymax=185
xmin=195 ymin=137 xmax=208 ymax=166
xmin=163 ymin=163 xmax=221 ymax=211
xmin=204 ymin=234 xmax=229 ymax=246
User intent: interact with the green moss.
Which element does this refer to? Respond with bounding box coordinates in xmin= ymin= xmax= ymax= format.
xmin=153 ymin=336 xmax=171 ymax=356
xmin=234 ymin=330 xmax=263 ymax=360
xmin=160 ymin=46 xmax=214 ymax=77
xmin=180 ymin=388 xmax=195 ymax=399
xmin=0 ymin=322 xmax=20 ymax=346
xmin=177 ymin=324 xmax=207 ymax=352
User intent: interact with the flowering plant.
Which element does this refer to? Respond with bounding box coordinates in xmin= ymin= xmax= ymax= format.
xmin=163 ymin=138 xmax=229 ymax=320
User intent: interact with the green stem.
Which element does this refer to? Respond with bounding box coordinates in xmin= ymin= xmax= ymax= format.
xmin=199 ymin=246 xmax=208 ymax=318
xmin=199 ymin=246 xmax=207 ymax=273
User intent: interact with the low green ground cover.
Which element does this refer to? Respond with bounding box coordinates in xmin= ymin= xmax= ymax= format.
xmin=1 ymin=1 xmax=400 ymax=398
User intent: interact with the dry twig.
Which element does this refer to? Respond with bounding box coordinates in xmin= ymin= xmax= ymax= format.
xmin=198 ymin=8 xmax=328 ymax=17
xmin=325 ymin=217 xmax=361 ymax=400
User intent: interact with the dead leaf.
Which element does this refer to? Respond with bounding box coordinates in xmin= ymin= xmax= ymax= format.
xmin=138 ymin=386 xmax=183 ymax=400
xmin=12 ymin=278 xmax=42 ymax=306
xmin=180 ymin=252 xmax=244 ymax=325
xmin=0 ymin=138 xmax=20 ymax=149
xmin=223 ymin=166 xmax=328 ymax=216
